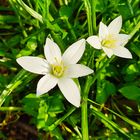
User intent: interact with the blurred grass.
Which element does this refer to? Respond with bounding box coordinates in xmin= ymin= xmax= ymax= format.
xmin=0 ymin=0 xmax=140 ymax=139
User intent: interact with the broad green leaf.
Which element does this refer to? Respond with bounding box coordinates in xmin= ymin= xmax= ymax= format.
xmin=48 ymin=93 xmax=65 ymax=113
xmin=22 ymin=93 xmax=40 ymax=117
xmin=96 ymin=0 xmax=109 ymax=12
xmin=59 ymin=6 xmax=73 ymax=18
xmin=126 ymin=63 xmax=139 ymax=74
xmin=37 ymin=100 xmax=49 ymax=129
xmin=118 ymin=1 xmax=132 ymax=19
xmin=119 ymin=85 xmax=140 ymax=101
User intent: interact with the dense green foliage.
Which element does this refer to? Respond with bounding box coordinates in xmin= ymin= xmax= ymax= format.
xmin=0 ymin=0 xmax=140 ymax=139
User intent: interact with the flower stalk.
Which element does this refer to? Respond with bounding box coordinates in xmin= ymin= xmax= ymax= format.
xmin=81 ymin=76 xmax=93 ymax=140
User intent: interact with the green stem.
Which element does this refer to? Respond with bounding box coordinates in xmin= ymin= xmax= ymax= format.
xmin=35 ymin=0 xmax=40 ymax=28
xmin=0 ymin=107 xmax=22 ymax=111
xmin=81 ymin=97 xmax=88 ymax=140
xmin=51 ymin=31 xmax=66 ymax=52
xmin=127 ymin=0 xmax=134 ymax=16
xmin=64 ymin=17 xmax=77 ymax=40
xmin=48 ymin=107 xmax=76 ymax=131
xmin=81 ymin=57 xmax=113 ymax=140
xmin=91 ymin=0 xmax=96 ymax=34
xmin=81 ymin=76 xmax=93 ymax=140
xmin=129 ymin=21 xmax=140 ymax=37
xmin=84 ymin=0 xmax=93 ymax=35
xmin=82 ymin=1 xmax=96 ymax=139
xmin=91 ymin=56 xmax=114 ymax=86
xmin=9 ymin=0 xmax=28 ymax=37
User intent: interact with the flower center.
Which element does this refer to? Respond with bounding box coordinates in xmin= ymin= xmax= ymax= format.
xmin=52 ymin=63 xmax=64 ymax=77
xmin=101 ymin=35 xmax=116 ymax=48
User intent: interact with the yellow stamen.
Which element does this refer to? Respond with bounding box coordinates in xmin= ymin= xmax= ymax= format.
xmin=52 ymin=62 xmax=64 ymax=77
xmin=101 ymin=35 xmax=116 ymax=48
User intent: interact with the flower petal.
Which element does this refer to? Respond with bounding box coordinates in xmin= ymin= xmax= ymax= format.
xmin=58 ymin=78 xmax=80 ymax=107
xmin=64 ymin=64 xmax=93 ymax=78
xmin=112 ymin=46 xmax=132 ymax=59
xmin=86 ymin=36 xmax=102 ymax=49
xmin=17 ymin=56 xmax=49 ymax=75
xmin=108 ymin=16 xmax=122 ymax=34
xmin=44 ymin=38 xmax=62 ymax=64
xmin=117 ymin=34 xmax=131 ymax=46
xmin=37 ymin=74 xmax=58 ymax=96
xmin=99 ymin=22 xmax=109 ymax=40
xmin=62 ymin=39 xmax=85 ymax=64
xmin=102 ymin=47 xmax=113 ymax=58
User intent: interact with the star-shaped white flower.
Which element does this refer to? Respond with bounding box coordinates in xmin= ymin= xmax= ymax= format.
xmin=87 ymin=16 xmax=132 ymax=58
xmin=17 ymin=38 xmax=93 ymax=107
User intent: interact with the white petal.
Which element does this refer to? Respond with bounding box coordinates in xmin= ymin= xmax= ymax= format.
xmin=99 ymin=22 xmax=109 ymax=40
xmin=102 ymin=47 xmax=113 ymax=58
xmin=117 ymin=34 xmax=131 ymax=46
xmin=37 ymin=74 xmax=58 ymax=96
xmin=17 ymin=56 xmax=49 ymax=75
xmin=65 ymin=64 xmax=93 ymax=78
xmin=58 ymin=78 xmax=80 ymax=107
xmin=112 ymin=46 xmax=132 ymax=59
xmin=86 ymin=36 xmax=102 ymax=49
xmin=108 ymin=16 xmax=122 ymax=34
xmin=44 ymin=38 xmax=62 ymax=64
xmin=62 ymin=39 xmax=85 ymax=64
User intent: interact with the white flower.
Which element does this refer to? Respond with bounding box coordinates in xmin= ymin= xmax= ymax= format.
xmin=17 ymin=38 xmax=93 ymax=107
xmin=87 ymin=16 xmax=132 ymax=58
